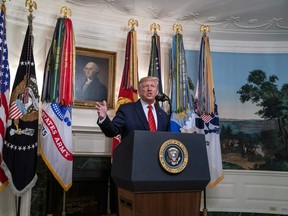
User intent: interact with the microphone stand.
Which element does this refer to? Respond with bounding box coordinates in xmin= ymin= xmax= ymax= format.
xmin=166 ymin=97 xmax=172 ymax=119
xmin=155 ymin=94 xmax=172 ymax=118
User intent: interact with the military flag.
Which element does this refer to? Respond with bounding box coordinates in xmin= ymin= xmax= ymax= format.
xmin=168 ymin=27 xmax=223 ymax=188
xmin=193 ymin=33 xmax=223 ymax=187
xmin=168 ymin=31 xmax=194 ymax=132
xmin=148 ymin=30 xmax=163 ymax=94
xmin=2 ymin=14 xmax=39 ymax=196
xmin=40 ymin=17 xmax=74 ymax=191
xmin=112 ymin=23 xmax=139 ymax=155
xmin=0 ymin=4 xmax=10 ymax=191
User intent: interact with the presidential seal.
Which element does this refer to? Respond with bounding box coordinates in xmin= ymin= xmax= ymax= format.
xmin=159 ymin=139 xmax=188 ymax=174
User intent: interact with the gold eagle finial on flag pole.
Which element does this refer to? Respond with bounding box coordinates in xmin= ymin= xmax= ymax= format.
xmin=1 ymin=0 xmax=10 ymax=11
xmin=200 ymin=24 xmax=210 ymax=35
xmin=173 ymin=23 xmax=183 ymax=34
xmin=150 ymin=23 xmax=160 ymax=34
xmin=60 ymin=6 xmax=72 ymax=18
xmin=25 ymin=0 xmax=37 ymax=14
xmin=1 ymin=0 xmax=10 ymax=4
xmin=128 ymin=18 xmax=138 ymax=30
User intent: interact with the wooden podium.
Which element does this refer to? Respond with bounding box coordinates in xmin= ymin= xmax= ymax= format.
xmin=111 ymin=131 xmax=210 ymax=216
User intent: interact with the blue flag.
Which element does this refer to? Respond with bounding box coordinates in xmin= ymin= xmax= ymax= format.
xmin=2 ymin=15 xmax=39 ymax=196
xmin=148 ymin=32 xmax=163 ymax=94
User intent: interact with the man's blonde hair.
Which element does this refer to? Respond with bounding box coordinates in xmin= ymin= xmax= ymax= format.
xmin=139 ymin=76 xmax=159 ymax=88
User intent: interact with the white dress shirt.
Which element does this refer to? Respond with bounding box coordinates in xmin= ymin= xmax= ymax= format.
xmin=140 ymin=100 xmax=158 ymax=129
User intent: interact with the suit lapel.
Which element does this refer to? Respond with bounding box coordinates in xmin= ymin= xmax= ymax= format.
xmin=135 ymin=100 xmax=150 ymax=130
xmin=155 ymin=106 xmax=163 ymax=131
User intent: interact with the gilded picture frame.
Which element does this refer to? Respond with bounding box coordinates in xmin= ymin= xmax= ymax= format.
xmin=73 ymin=47 xmax=116 ymax=109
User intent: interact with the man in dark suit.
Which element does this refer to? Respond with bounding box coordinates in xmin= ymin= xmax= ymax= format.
xmin=95 ymin=76 xmax=170 ymax=139
xmin=96 ymin=76 xmax=169 ymax=214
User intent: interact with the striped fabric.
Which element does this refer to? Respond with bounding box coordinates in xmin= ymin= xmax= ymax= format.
xmin=0 ymin=5 xmax=10 ymax=191
xmin=147 ymin=104 xmax=156 ymax=131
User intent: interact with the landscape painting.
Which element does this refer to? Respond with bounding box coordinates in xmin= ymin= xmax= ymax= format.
xmin=186 ymin=50 xmax=288 ymax=171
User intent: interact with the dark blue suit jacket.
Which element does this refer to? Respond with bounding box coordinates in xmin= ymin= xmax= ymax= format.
xmin=98 ymin=100 xmax=170 ymax=139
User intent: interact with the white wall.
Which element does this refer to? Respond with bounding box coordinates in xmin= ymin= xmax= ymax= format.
xmin=204 ymin=170 xmax=288 ymax=215
xmin=0 ymin=0 xmax=287 ymax=215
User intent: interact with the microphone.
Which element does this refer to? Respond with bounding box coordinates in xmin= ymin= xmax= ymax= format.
xmin=155 ymin=93 xmax=170 ymax=102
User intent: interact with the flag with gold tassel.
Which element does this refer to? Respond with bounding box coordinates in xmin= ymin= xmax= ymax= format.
xmin=40 ymin=11 xmax=75 ymax=191
xmin=112 ymin=19 xmax=139 ymax=155
xmin=168 ymin=25 xmax=194 ymax=132
xmin=0 ymin=3 xmax=10 ymax=191
xmin=193 ymin=29 xmax=223 ymax=187
xmin=2 ymin=13 xmax=39 ymax=196
xmin=148 ymin=24 xmax=163 ymax=94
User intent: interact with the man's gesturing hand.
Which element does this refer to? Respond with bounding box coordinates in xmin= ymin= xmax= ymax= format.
xmin=95 ymin=101 xmax=107 ymax=120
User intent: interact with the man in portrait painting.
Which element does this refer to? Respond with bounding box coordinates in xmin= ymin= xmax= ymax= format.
xmin=75 ymin=62 xmax=107 ymax=101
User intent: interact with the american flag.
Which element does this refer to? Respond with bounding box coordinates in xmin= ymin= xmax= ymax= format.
xmin=201 ymin=113 xmax=213 ymax=123
xmin=0 ymin=7 xmax=10 ymax=191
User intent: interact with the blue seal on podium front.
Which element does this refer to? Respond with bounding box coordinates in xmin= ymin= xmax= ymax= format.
xmin=159 ymin=139 xmax=188 ymax=174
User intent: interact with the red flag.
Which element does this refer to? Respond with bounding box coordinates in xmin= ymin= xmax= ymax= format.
xmin=112 ymin=29 xmax=138 ymax=155
xmin=59 ymin=18 xmax=74 ymax=106
xmin=0 ymin=5 xmax=9 ymax=191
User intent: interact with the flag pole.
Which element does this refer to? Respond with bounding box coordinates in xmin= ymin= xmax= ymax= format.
xmin=1 ymin=0 xmax=6 ymax=12
xmin=16 ymin=196 xmax=21 ymax=216
xmin=203 ymin=188 xmax=208 ymax=216
xmin=62 ymin=190 xmax=66 ymax=216
xmin=128 ymin=18 xmax=138 ymax=30
xmin=60 ymin=6 xmax=72 ymax=18
xmin=173 ymin=23 xmax=183 ymax=34
xmin=59 ymin=7 xmax=72 ymax=216
xmin=200 ymin=24 xmax=210 ymax=216
xmin=15 ymin=2 xmax=37 ymax=216
xmin=25 ymin=0 xmax=37 ymax=14
xmin=107 ymin=176 xmax=111 ymax=214
xmin=200 ymin=24 xmax=210 ymax=36
xmin=150 ymin=22 xmax=160 ymax=34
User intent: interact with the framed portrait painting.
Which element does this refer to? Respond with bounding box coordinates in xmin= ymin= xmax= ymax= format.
xmin=73 ymin=47 xmax=116 ymax=109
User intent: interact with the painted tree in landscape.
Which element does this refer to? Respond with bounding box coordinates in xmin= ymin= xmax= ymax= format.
xmin=237 ymin=69 xmax=288 ymax=159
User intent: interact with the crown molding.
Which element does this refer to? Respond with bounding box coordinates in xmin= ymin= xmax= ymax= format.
xmin=5 ymin=0 xmax=288 ymax=54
